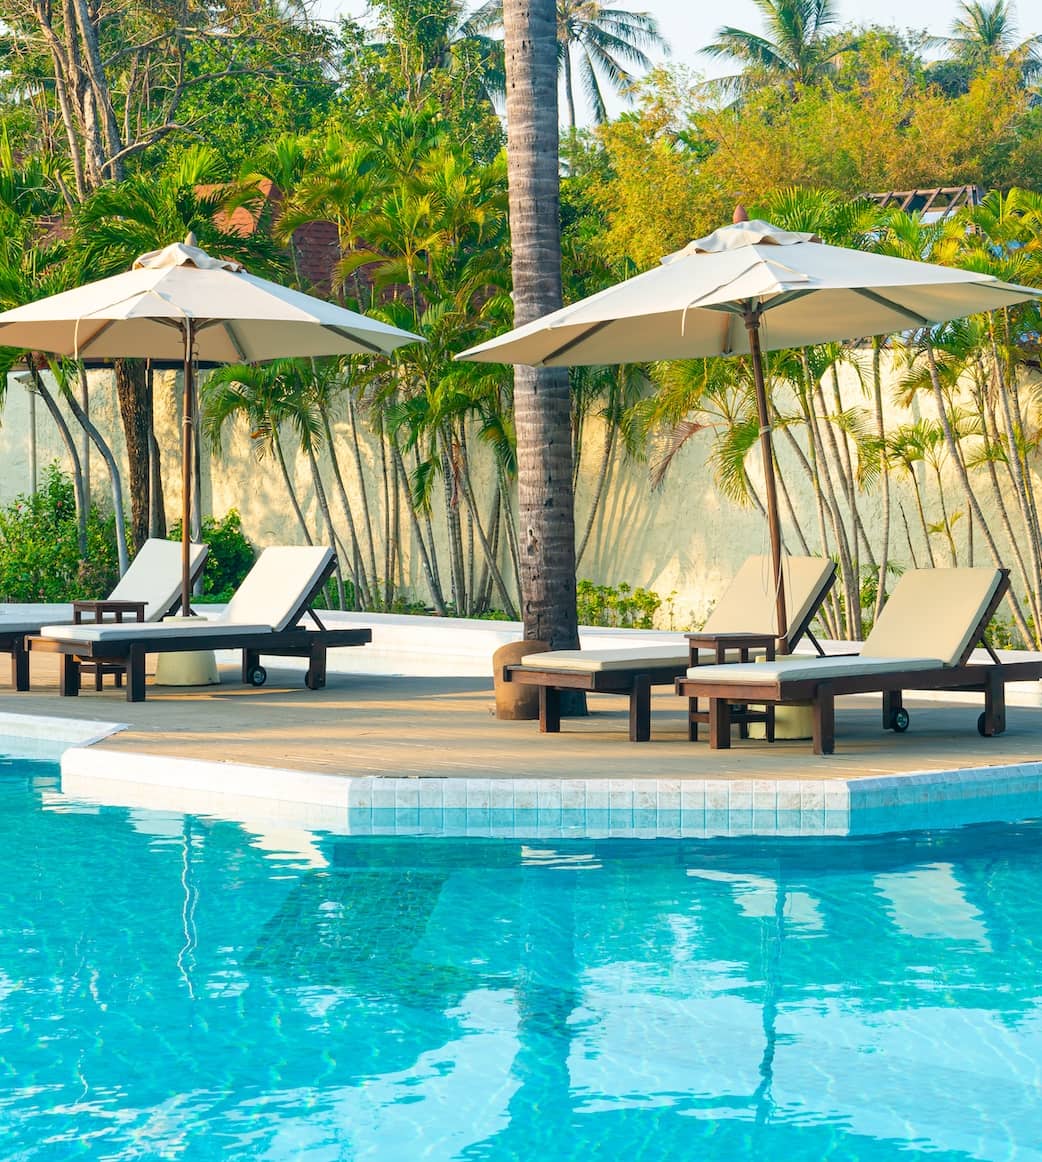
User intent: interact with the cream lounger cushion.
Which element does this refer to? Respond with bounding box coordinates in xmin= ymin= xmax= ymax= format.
xmin=38 ymin=620 xmax=271 ymax=643
xmin=703 ymin=554 xmax=834 ymax=639
xmin=220 ymin=545 xmax=333 ymax=631
xmin=520 ymin=645 xmax=690 ymax=672
xmin=107 ymin=537 xmax=209 ymax=621
xmin=517 ymin=554 xmax=834 ymax=674
xmin=859 ymin=567 xmax=1001 ymax=667
xmin=40 ymin=545 xmax=336 ymax=643
xmin=684 ymin=654 xmax=944 ymax=684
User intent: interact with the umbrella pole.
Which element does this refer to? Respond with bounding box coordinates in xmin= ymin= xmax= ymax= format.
xmin=180 ymin=321 xmax=194 ymax=616
xmin=744 ymin=309 xmax=789 ymax=654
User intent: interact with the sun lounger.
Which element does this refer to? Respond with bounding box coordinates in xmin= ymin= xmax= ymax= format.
xmin=675 ymin=566 xmax=1042 ymax=755
xmin=503 ymin=556 xmax=837 ymax=741
xmin=3 ymin=538 xmax=207 ymax=690
xmin=27 ymin=546 xmax=371 ymax=702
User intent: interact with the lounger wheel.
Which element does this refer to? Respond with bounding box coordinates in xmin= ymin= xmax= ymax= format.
xmin=978 ymin=712 xmax=988 ymax=737
xmin=892 ymin=707 xmax=910 ymax=732
xmin=247 ymin=665 xmax=267 ymax=687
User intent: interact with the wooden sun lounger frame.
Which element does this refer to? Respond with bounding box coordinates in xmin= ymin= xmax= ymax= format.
xmin=3 ymin=551 xmax=210 ymax=693
xmin=23 ymin=557 xmax=371 ymax=703
xmin=675 ymin=570 xmax=1042 ymax=755
xmin=503 ymin=563 xmax=837 ymax=742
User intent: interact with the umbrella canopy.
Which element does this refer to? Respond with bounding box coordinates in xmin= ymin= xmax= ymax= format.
xmin=0 ymin=240 xmax=417 ymax=361
xmin=457 ymin=219 xmax=1038 ymax=366
xmin=458 ymin=217 xmax=1041 ymax=650
xmin=0 ymin=240 xmax=423 ymax=612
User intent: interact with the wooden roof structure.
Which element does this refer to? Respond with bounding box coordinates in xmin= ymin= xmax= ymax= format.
xmin=867 ymin=185 xmax=985 ymax=216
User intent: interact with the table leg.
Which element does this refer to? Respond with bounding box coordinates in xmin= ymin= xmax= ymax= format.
xmin=708 ymin=697 xmax=731 ymax=749
xmin=59 ymin=654 xmax=80 ymax=697
xmin=540 ymin=686 xmax=561 ymax=734
xmin=813 ymin=685 xmax=835 ymax=755
xmin=307 ymin=645 xmax=327 ymax=689
xmin=629 ymin=673 xmax=651 ymax=742
xmin=12 ymin=641 xmax=29 ymax=691
xmin=127 ymin=646 xmax=147 ymax=702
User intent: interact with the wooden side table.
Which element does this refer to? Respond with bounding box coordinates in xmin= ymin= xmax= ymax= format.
xmin=71 ymin=599 xmax=146 ymax=689
xmin=73 ymin=599 xmax=147 ymax=624
xmin=684 ymin=631 xmax=776 ymax=743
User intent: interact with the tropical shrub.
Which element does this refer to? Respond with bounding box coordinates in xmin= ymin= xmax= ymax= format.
xmin=576 ymin=579 xmax=663 ymax=628
xmin=169 ymin=509 xmax=256 ymax=602
xmin=0 ymin=464 xmax=119 ymax=602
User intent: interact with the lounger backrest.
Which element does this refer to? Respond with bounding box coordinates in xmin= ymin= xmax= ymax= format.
xmin=861 ymin=567 xmax=1003 ymax=666
xmin=107 ymin=538 xmax=209 ymax=621
xmin=703 ymin=555 xmax=834 ymax=643
xmin=217 ymin=545 xmax=334 ymax=631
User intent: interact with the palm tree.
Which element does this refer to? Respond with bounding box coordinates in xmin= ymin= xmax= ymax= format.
xmin=473 ymin=0 xmax=666 ymax=127
xmin=502 ymin=0 xmax=583 ymax=655
xmin=701 ymin=0 xmax=856 ymax=103
xmin=946 ymin=0 xmax=1040 ymax=76
xmin=70 ymin=147 xmax=282 ymax=552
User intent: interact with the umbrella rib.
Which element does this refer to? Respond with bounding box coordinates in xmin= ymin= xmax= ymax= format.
xmin=847 ymin=288 xmax=931 ymax=327
xmin=541 ymin=320 xmax=615 ymax=364
xmin=215 ymin=320 xmax=248 ymax=362
xmin=71 ymin=317 xmax=119 ymax=355
xmin=323 ymin=324 xmax=388 ymax=355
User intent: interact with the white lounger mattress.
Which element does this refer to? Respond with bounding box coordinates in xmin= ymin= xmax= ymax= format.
xmin=39 ymin=622 xmax=272 ymax=643
xmin=1 ymin=604 xmax=74 ymax=633
xmin=684 ymin=655 xmax=945 ymax=684
xmin=518 ymin=643 xmax=774 ymax=673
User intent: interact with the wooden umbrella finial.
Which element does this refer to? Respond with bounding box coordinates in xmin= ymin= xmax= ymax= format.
xmin=733 ymin=204 xmax=749 ymax=223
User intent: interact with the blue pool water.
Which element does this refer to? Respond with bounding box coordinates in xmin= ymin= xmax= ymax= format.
xmin=3 ymin=758 xmax=1042 ymax=1160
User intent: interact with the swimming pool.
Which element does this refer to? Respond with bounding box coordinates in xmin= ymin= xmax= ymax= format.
xmin=3 ymin=756 xmax=1042 ymax=1160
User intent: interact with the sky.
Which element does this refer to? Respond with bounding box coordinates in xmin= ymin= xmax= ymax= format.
xmin=312 ymin=0 xmax=1042 ymax=119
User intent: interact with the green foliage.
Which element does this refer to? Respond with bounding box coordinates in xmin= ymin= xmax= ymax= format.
xmin=168 ymin=510 xmax=256 ymax=603
xmin=0 ymin=464 xmax=118 ymax=601
xmin=576 ymin=579 xmax=664 ymax=628
xmin=984 ymin=615 xmax=1029 ymax=650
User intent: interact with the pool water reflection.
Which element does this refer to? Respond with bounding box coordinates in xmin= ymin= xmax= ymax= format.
xmin=2 ymin=761 xmax=1041 ymax=1160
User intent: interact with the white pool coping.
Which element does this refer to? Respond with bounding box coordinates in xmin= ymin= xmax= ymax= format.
xmin=0 ymin=710 xmax=127 ymax=746
xmin=52 ymin=743 xmax=1042 ymax=840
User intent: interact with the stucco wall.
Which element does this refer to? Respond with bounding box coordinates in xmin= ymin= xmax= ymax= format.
xmin=0 ymin=359 xmax=1035 ymax=626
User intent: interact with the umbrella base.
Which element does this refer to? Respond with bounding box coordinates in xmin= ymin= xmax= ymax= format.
xmin=152 ymin=615 xmax=220 ymax=687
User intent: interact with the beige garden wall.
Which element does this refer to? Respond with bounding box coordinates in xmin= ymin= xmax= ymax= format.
xmin=0 ymin=359 xmax=1033 ymax=627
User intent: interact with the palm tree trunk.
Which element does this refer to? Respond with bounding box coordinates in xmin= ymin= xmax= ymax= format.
xmin=439 ymin=437 xmax=467 ymax=613
xmin=459 ymin=441 xmax=519 ymax=617
xmin=893 ymin=502 xmax=917 ymax=568
xmin=805 ymin=382 xmax=858 ymax=637
xmin=27 ymin=360 xmax=88 ymax=556
xmin=318 ymin=403 xmax=373 ymax=608
xmin=68 ymin=368 xmax=129 ymax=575
xmin=827 ymin=365 xmax=876 ymax=570
xmin=273 ymin=431 xmax=313 ymax=545
xmin=114 ymin=358 xmax=151 ymax=555
xmin=576 ymin=416 xmax=616 ymax=567
xmin=989 ymin=326 xmax=1042 ymax=606
xmin=980 ymin=393 xmax=1042 ymax=629
xmin=347 ymin=396 xmax=380 ymax=595
xmin=306 ymin=444 xmax=345 ymax=608
xmin=496 ymin=460 xmax=522 ymax=590
xmin=871 ymin=341 xmax=891 ymax=622
xmin=561 ymin=47 xmax=577 ymax=130
xmin=504 ymin=0 xmax=581 ymax=654
xmin=391 ymin=443 xmax=448 ymax=614
xmin=926 ymin=345 xmax=1034 ymax=647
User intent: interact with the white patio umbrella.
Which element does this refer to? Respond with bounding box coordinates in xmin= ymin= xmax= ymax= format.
xmin=0 ymin=239 xmax=423 ymax=614
xmin=458 ymin=216 xmax=1041 ymax=650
